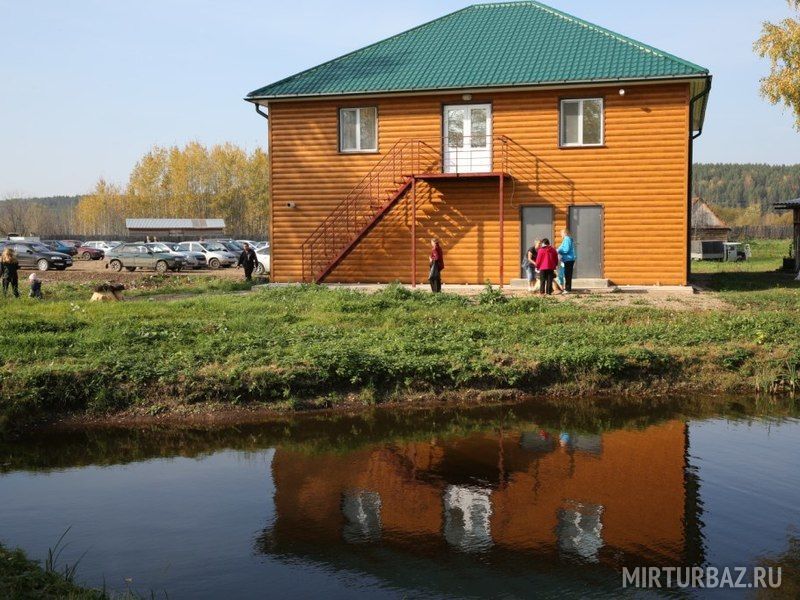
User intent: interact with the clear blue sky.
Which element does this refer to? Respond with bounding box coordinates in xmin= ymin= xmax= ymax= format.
xmin=1 ymin=0 xmax=799 ymax=197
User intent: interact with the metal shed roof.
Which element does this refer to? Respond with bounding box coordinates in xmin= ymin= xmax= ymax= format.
xmin=125 ymin=218 xmax=226 ymax=230
xmin=774 ymin=199 xmax=800 ymax=210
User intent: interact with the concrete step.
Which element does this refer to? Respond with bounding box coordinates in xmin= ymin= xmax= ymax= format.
xmin=509 ymin=278 xmax=610 ymax=289
xmin=574 ymin=278 xmax=611 ymax=289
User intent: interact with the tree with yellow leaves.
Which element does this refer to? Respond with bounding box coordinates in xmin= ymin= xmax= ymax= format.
xmin=75 ymin=142 xmax=269 ymax=237
xmin=755 ymin=1 xmax=800 ymax=128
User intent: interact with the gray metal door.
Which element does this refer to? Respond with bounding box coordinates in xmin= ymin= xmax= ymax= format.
xmin=520 ymin=206 xmax=553 ymax=275
xmin=569 ymin=206 xmax=603 ymax=278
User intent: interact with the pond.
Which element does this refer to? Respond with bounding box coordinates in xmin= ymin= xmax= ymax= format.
xmin=0 ymin=399 xmax=798 ymax=598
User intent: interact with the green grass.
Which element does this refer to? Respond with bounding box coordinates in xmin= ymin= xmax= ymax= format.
xmin=0 ymin=542 xmax=108 ymax=599
xmin=691 ymin=239 xmax=790 ymax=275
xmin=1 ymin=241 xmax=799 ymax=432
xmin=691 ymin=239 xmax=800 ymax=306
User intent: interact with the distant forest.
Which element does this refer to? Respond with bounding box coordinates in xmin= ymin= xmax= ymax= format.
xmin=693 ymin=164 xmax=800 ymax=210
xmin=7 ymin=195 xmax=82 ymax=208
xmin=4 ymin=164 xmax=798 ymax=235
xmin=15 ymin=165 xmax=800 ymax=212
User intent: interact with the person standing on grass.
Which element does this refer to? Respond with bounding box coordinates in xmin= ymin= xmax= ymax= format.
xmin=524 ymin=240 xmax=542 ymax=292
xmin=557 ymin=228 xmax=576 ymax=293
xmin=237 ymin=242 xmax=258 ymax=281
xmin=429 ymin=238 xmax=444 ymax=293
xmin=0 ymin=247 xmax=20 ymax=298
xmin=535 ymin=238 xmax=559 ymax=296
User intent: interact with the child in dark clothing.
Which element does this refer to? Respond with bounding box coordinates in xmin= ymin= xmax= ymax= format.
xmin=0 ymin=247 xmax=20 ymax=298
xmin=29 ymin=273 xmax=43 ymax=299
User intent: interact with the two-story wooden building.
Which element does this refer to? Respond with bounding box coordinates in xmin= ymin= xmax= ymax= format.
xmin=246 ymin=1 xmax=711 ymax=286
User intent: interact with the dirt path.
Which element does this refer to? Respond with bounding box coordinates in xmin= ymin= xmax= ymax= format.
xmin=33 ymin=259 xmax=243 ymax=284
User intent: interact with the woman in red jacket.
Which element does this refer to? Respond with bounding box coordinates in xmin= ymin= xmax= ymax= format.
xmin=429 ymin=238 xmax=444 ymax=293
xmin=535 ymin=238 xmax=559 ymax=296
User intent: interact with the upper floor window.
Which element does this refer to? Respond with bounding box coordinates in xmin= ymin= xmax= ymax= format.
xmin=560 ymin=99 xmax=603 ymax=147
xmin=340 ymin=107 xmax=377 ymax=152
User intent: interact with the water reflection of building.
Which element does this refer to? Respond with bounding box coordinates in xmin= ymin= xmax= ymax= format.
xmin=262 ymin=420 xmax=701 ymax=577
xmin=443 ymin=484 xmax=493 ymax=552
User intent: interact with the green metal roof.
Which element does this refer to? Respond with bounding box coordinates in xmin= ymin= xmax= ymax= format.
xmin=247 ymin=1 xmax=709 ymax=102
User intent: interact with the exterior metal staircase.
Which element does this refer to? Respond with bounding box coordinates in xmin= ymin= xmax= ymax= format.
xmin=300 ymin=135 xmax=562 ymax=284
xmin=301 ymin=139 xmax=439 ymax=283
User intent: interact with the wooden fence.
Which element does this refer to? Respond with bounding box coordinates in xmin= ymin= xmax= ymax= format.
xmin=729 ymin=225 xmax=793 ymax=240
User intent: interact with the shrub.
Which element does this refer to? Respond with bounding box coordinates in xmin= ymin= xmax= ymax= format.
xmin=477 ymin=283 xmax=507 ymax=305
xmin=720 ymin=348 xmax=753 ymax=371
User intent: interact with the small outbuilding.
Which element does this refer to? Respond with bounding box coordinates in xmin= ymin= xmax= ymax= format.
xmin=691 ymin=199 xmax=730 ymax=242
xmin=125 ymin=218 xmax=225 ymax=241
xmin=690 ymin=199 xmax=731 ymax=261
xmin=773 ymin=198 xmax=800 ymax=272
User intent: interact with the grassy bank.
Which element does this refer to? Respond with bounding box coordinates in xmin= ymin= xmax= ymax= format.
xmin=0 ymin=542 xmax=107 ymax=599
xmin=1 ymin=240 xmax=799 ymax=432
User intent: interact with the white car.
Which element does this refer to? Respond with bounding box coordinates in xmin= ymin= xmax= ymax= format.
xmin=85 ymin=241 xmax=122 ymax=255
xmin=236 ymin=239 xmax=260 ymax=249
xmin=255 ymin=247 xmax=270 ymax=275
xmin=177 ymin=241 xmax=237 ymax=269
xmin=145 ymin=242 xmax=203 ymax=269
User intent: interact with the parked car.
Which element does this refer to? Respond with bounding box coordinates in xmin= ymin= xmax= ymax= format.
xmin=60 ymin=240 xmax=83 ymax=248
xmin=215 ymin=240 xmax=245 ymax=255
xmin=84 ymin=241 xmax=122 ymax=255
xmin=254 ymin=241 xmax=270 ymax=251
xmin=42 ymin=240 xmax=78 ymax=256
xmin=255 ymin=247 xmax=270 ymax=275
xmin=145 ymin=242 xmax=205 ymax=269
xmin=176 ymin=241 xmax=236 ymax=269
xmin=75 ymin=244 xmax=104 ymax=260
xmin=0 ymin=241 xmax=73 ymax=271
xmin=236 ymin=239 xmax=259 ymax=249
xmin=106 ymin=243 xmax=185 ymax=273
xmin=168 ymin=243 xmax=208 ymax=269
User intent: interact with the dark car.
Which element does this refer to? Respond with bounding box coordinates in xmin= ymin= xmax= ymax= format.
xmin=106 ymin=243 xmax=184 ymax=273
xmin=42 ymin=240 xmax=78 ymax=256
xmin=75 ymin=245 xmax=104 ymax=260
xmin=1 ymin=241 xmax=74 ymax=271
xmin=219 ymin=240 xmax=245 ymax=254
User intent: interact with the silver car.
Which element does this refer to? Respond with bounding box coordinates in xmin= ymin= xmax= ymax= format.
xmin=145 ymin=242 xmax=204 ymax=269
xmin=164 ymin=242 xmax=208 ymax=269
xmin=177 ymin=241 xmax=236 ymax=269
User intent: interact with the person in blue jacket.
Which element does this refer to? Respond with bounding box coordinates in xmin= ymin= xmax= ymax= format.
xmin=557 ymin=229 xmax=576 ymax=293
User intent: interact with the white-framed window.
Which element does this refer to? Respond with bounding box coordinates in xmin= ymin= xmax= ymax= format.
xmin=560 ymin=98 xmax=604 ymax=147
xmin=339 ymin=107 xmax=378 ymax=152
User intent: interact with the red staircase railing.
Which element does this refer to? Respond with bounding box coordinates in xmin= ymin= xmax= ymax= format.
xmin=301 ymin=139 xmax=439 ymax=283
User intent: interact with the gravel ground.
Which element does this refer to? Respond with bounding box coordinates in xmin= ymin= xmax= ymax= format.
xmin=29 ymin=258 xmax=244 ymax=284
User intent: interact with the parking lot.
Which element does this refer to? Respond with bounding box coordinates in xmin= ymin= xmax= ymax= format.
xmin=28 ymin=258 xmax=246 ymax=284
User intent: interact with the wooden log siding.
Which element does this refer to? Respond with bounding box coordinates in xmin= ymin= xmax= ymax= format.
xmin=268 ymin=83 xmax=690 ymax=285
